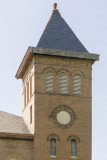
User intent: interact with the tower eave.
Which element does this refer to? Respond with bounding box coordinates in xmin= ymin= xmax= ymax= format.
xmin=15 ymin=47 xmax=33 ymax=79
xmin=15 ymin=47 xmax=99 ymax=79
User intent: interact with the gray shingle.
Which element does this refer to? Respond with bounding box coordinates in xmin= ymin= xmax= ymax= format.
xmin=0 ymin=110 xmax=31 ymax=134
xmin=37 ymin=11 xmax=88 ymax=53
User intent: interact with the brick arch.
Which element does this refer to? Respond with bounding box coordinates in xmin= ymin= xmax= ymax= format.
xmin=3 ymin=153 xmax=24 ymax=160
xmin=71 ymin=70 xmax=85 ymax=78
xmin=47 ymin=134 xmax=60 ymax=141
xmin=67 ymin=135 xmax=81 ymax=143
xmin=42 ymin=67 xmax=57 ymax=75
xmin=57 ymin=68 xmax=71 ymax=76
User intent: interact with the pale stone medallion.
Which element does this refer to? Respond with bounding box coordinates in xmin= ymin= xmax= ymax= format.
xmin=57 ymin=111 xmax=70 ymax=125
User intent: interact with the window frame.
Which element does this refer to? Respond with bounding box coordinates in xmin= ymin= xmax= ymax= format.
xmin=30 ymin=105 xmax=32 ymax=124
xmin=46 ymin=71 xmax=54 ymax=93
xmin=71 ymin=139 xmax=77 ymax=158
xmin=73 ymin=74 xmax=81 ymax=95
xmin=50 ymin=138 xmax=56 ymax=157
xmin=59 ymin=72 xmax=68 ymax=94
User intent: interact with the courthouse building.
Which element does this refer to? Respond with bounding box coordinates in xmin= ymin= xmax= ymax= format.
xmin=0 ymin=3 xmax=99 ymax=160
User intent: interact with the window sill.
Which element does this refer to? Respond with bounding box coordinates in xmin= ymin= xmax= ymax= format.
xmin=50 ymin=156 xmax=57 ymax=158
xmin=71 ymin=156 xmax=77 ymax=158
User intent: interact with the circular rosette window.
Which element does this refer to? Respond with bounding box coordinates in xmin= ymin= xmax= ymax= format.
xmin=51 ymin=105 xmax=76 ymax=129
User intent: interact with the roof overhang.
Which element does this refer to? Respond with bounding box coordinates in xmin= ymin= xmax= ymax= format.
xmin=0 ymin=132 xmax=34 ymax=140
xmin=15 ymin=47 xmax=99 ymax=79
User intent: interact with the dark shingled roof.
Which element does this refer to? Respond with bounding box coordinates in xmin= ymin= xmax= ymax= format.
xmin=0 ymin=110 xmax=31 ymax=134
xmin=37 ymin=11 xmax=88 ymax=53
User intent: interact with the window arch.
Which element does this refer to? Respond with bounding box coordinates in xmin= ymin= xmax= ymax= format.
xmin=46 ymin=71 xmax=54 ymax=93
xmin=73 ymin=74 xmax=81 ymax=95
xmin=60 ymin=72 xmax=68 ymax=94
xmin=51 ymin=138 xmax=56 ymax=157
xmin=71 ymin=140 xmax=77 ymax=158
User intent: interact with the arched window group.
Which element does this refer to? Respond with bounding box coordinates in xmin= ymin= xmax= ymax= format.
xmin=45 ymin=71 xmax=81 ymax=95
xmin=24 ymin=75 xmax=32 ymax=107
xmin=48 ymin=134 xmax=79 ymax=158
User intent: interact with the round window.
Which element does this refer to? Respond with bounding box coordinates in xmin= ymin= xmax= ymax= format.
xmin=51 ymin=105 xmax=76 ymax=129
xmin=57 ymin=111 xmax=70 ymax=125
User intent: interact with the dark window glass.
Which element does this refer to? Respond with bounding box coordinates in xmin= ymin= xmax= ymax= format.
xmin=51 ymin=138 xmax=56 ymax=156
xmin=71 ymin=140 xmax=77 ymax=157
xmin=30 ymin=105 xmax=32 ymax=124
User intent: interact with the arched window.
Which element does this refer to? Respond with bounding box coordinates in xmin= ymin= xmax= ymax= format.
xmin=27 ymin=81 xmax=29 ymax=103
xmin=46 ymin=72 xmax=54 ymax=93
xmin=24 ymin=86 xmax=26 ymax=107
xmin=30 ymin=76 xmax=32 ymax=98
xmin=60 ymin=73 xmax=68 ymax=94
xmin=71 ymin=140 xmax=77 ymax=158
xmin=73 ymin=74 xmax=81 ymax=95
xmin=51 ymin=138 xmax=56 ymax=157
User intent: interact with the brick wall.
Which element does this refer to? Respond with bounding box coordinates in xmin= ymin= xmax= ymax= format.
xmin=33 ymin=54 xmax=93 ymax=160
xmin=0 ymin=138 xmax=33 ymax=160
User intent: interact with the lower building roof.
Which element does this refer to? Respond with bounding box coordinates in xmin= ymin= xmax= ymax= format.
xmin=0 ymin=110 xmax=31 ymax=135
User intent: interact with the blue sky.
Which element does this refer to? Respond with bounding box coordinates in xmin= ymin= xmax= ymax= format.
xmin=0 ymin=0 xmax=107 ymax=159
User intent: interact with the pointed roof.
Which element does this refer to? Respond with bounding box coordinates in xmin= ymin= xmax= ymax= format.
xmin=37 ymin=4 xmax=88 ymax=53
xmin=16 ymin=4 xmax=99 ymax=80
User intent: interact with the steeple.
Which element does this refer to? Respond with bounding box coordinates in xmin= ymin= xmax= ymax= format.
xmin=37 ymin=3 xmax=88 ymax=53
xmin=14 ymin=3 xmax=99 ymax=160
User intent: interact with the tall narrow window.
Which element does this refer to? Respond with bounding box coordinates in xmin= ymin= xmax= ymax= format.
xmin=27 ymin=81 xmax=29 ymax=103
xmin=51 ymin=138 xmax=56 ymax=157
xmin=73 ymin=74 xmax=81 ymax=95
xmin=24 ymin=86 xmax=26 ymax=107
xmin=46 ymin=72 xmax=53 ymax=93
xmin=71 ymin=140 xmax=77 ymax=158
xmin=30 ymin=105 xmax=32 ymax=124
xmin=30 ymin=76 xmax=32 ymax=98
xmin=60 ymin=73 xmax=68 ymax=94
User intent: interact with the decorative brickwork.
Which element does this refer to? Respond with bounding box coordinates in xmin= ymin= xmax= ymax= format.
xmin=50 ymin=105 xmax=76 ymax=129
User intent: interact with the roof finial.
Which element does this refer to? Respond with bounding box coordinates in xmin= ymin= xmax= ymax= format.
xmin=53 ymin=3 xmax=60 ymax=14
xmin=54 ymin=3 xmax=57 ymax=10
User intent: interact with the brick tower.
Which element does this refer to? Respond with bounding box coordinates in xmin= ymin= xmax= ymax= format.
xmin=16 ymin=3 xmax=99 ymax=160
